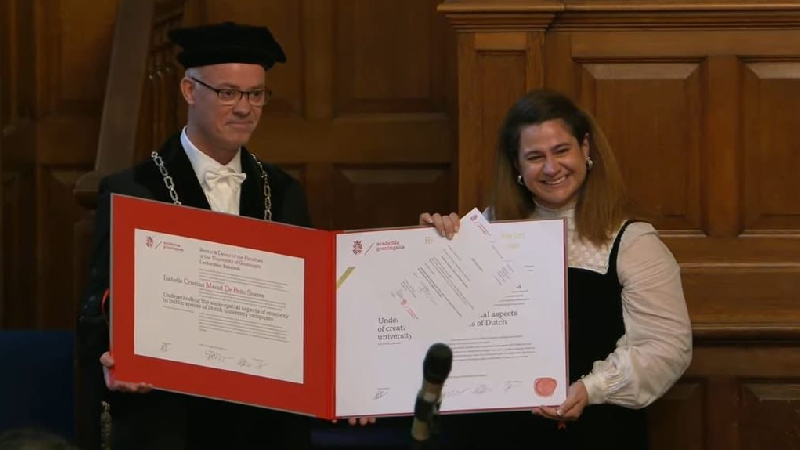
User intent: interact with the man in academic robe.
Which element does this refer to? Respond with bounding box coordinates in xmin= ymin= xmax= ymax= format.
xmin=75 ymin=21 xmax=314 ymax=450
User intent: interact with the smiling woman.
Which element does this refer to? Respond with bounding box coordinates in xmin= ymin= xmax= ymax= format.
xmin=493 ymin=89 xmax=629 ymax=246
xmin=418 ymin=89 xmax=693 ymax=449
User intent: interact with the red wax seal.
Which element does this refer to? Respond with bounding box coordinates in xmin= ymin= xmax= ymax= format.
xmin=534 ymin=377 xmax=557 ymax=397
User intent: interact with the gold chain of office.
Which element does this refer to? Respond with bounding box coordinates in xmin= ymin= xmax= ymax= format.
xmin=150 ymin=151 xmax=273 ymax=221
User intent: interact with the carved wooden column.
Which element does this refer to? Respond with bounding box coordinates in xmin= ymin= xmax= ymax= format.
xmin=73 ymin=2 xmax=186 ymax=447
xmin=438 ymin=1 xmax=559 ymax=213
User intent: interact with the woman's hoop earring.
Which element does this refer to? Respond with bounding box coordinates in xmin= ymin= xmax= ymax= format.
xmin=517 ymin=175 xmax=524 ymax=185
xmin=587 ymin=157 xmax=594 ymax=170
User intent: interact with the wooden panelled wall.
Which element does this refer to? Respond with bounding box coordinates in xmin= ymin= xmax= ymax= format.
xmin=1 ymin=0 xmax=117 ymax=330
xmin=440 ymin=1 xmax=800 ymax=449
xmin=0 ymin=0 xmax=458 ymax=330
xmin=3 ymin=0 xmax=799 ymax=448
xmin=194 ymin=0 xmax=459 ymax=232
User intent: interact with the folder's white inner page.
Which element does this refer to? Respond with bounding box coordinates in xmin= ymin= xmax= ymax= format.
xmin=132 ymin=229 xmax=305 ymax=384
xmin=335 ymin=219 xmax=567 ymax=417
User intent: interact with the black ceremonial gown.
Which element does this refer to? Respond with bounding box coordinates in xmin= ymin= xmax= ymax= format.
xmin=76 ymin=134 xmax=313 ymax=450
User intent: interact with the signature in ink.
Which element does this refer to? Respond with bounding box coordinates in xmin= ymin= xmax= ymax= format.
xmin=444 ymin=384 xmax=492 ymax=398
xmin=160 ymin=342 xmax=171 ymax=352
xmin=443 ymin=387 xmax=470 ymax=399
xmin=237 ymin=358 xmax=252 ymax=368
xmin=471 ymin=383 xmax=492 ymax=394
xmin=204 ymin=350 xmax=231 ymax=363
xmin=238 ymin=358 xmax=267 ymax=370
xmin=503 ymin=380 xmax=522 ymax=393
xmin=374 ymin=388 xmax=390 ymax=400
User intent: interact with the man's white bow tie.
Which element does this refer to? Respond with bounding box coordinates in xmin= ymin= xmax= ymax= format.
xmin=204 ymin=167 xmax=246 ymax=190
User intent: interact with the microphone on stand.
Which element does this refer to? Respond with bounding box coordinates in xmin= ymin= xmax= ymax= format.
xmin=410 ymin=343 xmax=453 ymax=450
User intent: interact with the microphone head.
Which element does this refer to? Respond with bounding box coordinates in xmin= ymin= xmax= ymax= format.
xmin=423 ymin=343 xmax=452 ymax=384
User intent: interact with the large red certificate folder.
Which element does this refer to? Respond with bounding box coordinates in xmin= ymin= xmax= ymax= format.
xmin=110 ymin=194 xmax=339 ymax=419
xmin=111 ymin=194 xmax=570 ymax=419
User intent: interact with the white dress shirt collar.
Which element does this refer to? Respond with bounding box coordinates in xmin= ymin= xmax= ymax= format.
xmin=180 ymin=127 xmax=245 ymax=214
xmin=180 ymin=127 xmax=243 ymax=183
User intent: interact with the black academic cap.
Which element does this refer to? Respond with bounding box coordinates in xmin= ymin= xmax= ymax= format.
xmin=168 ymin=21 xmax=286 ymax=70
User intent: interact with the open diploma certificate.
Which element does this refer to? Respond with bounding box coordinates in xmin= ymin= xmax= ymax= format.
xmin=336 ymin=219 xmax=568 ymax=416
xmin=109 ymin=194 xmax=566 ymax=420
